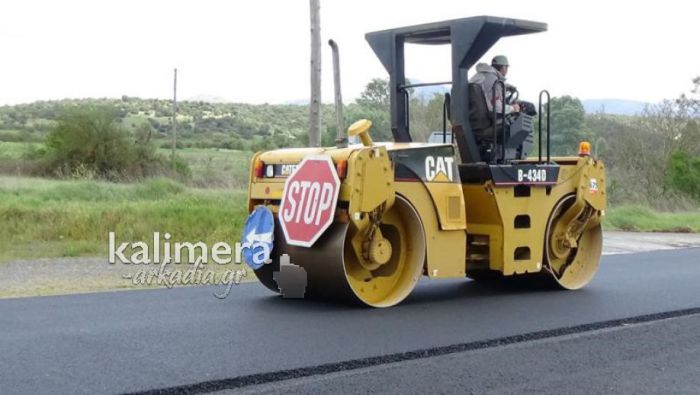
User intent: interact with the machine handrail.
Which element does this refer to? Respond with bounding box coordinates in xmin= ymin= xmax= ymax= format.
xmin=538 ymin=90 xmax=551 ymax=163
xmin=403 ymin=89 xmax=411 ymax=135
xmin=399 ymin=81 xmax=452 ymax=90
xmin=442 ymin=93 xmax=452 ymax=144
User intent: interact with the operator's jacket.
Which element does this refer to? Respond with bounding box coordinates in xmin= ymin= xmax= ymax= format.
xmin=469 ymin=63 xmax=516 ymax=115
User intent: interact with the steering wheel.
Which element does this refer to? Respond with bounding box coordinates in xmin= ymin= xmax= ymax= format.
xmin=505 ymin=85 xmax=519 ymax=104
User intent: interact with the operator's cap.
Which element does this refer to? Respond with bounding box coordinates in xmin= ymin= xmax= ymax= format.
xmin=491 ymin=55 xmax=509 ymax=67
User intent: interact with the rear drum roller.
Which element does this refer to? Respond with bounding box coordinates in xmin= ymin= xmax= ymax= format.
xmin=254 ymin=195 xmax=426 ymax=307
xmin=544 ymin=194 xmax=603 ymax=289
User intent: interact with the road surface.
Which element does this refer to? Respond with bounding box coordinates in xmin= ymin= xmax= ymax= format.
xmin=0 ymin=248 xmax=698 ymax=394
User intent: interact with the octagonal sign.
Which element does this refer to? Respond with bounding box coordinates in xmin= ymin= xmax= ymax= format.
xmin=279 ymin=155 xmax=341 ymax=247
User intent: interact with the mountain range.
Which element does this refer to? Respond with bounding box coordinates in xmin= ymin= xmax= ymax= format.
xmin=580 ymin=99 xmax=650 ymax=116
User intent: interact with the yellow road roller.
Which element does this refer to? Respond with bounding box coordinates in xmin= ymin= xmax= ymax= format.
xmin=244 ymin=16 xmax=606 ymax=307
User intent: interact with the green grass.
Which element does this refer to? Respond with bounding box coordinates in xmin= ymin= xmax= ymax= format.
xmin=605 ymin=205 xmax=700 ymax=233
xmin=0 ymin=141 xmax=39 ymax=160
xmin=0 ymin=176 xmax=249 ymax=262
xmin=162 ymin=147 xmax=253 ymax=188
xmin=1 ymin=173 xmax=698 ymax=264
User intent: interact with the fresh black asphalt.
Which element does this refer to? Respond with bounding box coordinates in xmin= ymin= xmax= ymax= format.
xmin=237 ymin=313 xmax=700 ymax=394
xmin=0 ymin=248 xmax=698 ymax=394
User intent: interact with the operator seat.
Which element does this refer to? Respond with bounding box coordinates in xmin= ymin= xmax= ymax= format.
xmin=468 ymin=83 xmax=503 ymax=161
xmin=468 ymin=83 xmax=499 ymax=143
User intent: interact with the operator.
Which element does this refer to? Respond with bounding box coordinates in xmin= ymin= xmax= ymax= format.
xmin=469 ymin=55 xmax=521 ymax=115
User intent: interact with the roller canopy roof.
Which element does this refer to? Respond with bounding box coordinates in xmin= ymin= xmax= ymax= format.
xmin=366 ymin=16 xmax=547 ymax=73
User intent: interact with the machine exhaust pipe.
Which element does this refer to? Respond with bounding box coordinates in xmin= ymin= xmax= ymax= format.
xmin=328 ymin=39 xmax=347 ymax=148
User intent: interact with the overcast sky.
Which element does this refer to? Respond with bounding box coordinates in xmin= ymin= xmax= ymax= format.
xmin=1 ymin=0 xmax=698 ymax=106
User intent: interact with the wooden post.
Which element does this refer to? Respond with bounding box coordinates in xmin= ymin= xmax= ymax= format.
xmin=309 ymin=0 xmax=322 ymax=147
xmin=171 ymin=68 xmax=178 ymax=169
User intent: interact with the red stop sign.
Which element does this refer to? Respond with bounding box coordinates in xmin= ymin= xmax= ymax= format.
xmin=279 ymin=155 xmax=341 ymax=247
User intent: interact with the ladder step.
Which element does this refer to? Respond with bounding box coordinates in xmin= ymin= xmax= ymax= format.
xmin=467 ymin=253 xmax=489 ymax=261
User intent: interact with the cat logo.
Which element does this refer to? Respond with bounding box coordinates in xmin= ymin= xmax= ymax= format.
xmin=589 ymin=178 xmax=599 ymax=194
xmin=425 ymin=156 xmax=454 ymax=182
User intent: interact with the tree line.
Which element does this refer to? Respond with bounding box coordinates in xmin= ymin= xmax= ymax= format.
xmin=0 ymin=77 xmax=698 ymax=208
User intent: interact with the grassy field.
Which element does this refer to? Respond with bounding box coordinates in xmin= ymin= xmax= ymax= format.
xmin=604 ymin=205 xmax=700 ymax=233
xmin=0 ymin=141 xmax=254 ymax=188
xmin=1 ymin=174 xmax=698 ymax=264
xmin=0 ymin=176 xmax=249 ymax=262
xmin=159 ymin=147 xmax=252 ymax=188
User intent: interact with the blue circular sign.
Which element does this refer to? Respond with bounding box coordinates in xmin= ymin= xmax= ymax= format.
xmin=241 ymin=205 xmax=275 ymax=270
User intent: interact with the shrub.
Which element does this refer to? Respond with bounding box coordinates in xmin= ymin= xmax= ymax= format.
xmin=667 ymin=150 xmax=700 ymax=200
xmin=41 ymin=106 xmax=175 ymax=180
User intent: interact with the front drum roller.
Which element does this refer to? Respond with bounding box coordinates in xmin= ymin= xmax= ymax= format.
xmin=254 ymin=195 xmax=426 ymax=307
xmin=544 ymin=194 xmax=603 ymax=289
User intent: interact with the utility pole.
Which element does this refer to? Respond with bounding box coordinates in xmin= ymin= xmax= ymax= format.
xmin=171 ymin=68 xmax=177 ymax=169
xmin=309 ymin=0 xmax=321 ymax=147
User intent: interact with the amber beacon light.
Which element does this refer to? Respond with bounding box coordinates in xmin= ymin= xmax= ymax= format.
xmin=578 ymin=141 xmax=591 ymax=157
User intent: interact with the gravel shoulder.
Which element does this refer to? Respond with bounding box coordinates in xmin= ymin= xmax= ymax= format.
xmin=603 ymin=231 xmax=700 ymax=254
xmin=0 ymin=257 xmax=250 ymax=298
xmin=1 ymin=231 xmax=698 ymax=299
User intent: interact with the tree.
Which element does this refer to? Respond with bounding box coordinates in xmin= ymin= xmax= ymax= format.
xmin=546 ymin=96 xmax=590 ymax=156
xmin=351 ymin=78 xmax=394 ymax=141
xmin=679 ymin=76 xmax=699 ymax=116
xmin=356 ymin=78 xmax=390 ymax=109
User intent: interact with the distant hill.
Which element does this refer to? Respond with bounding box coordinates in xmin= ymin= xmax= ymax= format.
xmin=0 ymin=97 xmax=339 ymax=150
xmin=185 ymin=94 xmax=231 ymax=103
xmin=284 ymin=98 xmax=310 ymax=105
xmin=582 ymin=99 xmax=650 ymax=116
